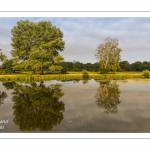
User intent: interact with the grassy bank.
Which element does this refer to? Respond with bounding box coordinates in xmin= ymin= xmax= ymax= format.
xmin=0 ymin=72 xmax=143 ymax=82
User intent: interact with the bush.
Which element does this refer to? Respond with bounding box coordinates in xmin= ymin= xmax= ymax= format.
xmin=142 ymin=70 xmax=150 ymax=78
xmin=82 ymin=70 xmax=89 ymax=79
xmin=100 ymin=70 xmax=108 ymax=74
xmin=2 ymin=59 xmax=15 ymax=74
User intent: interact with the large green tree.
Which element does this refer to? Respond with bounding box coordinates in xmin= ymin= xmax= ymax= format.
xmin=11 ymin=20 xmax=65 ymax=74
xmin=95 ymin=38 xmax=122 ymax=73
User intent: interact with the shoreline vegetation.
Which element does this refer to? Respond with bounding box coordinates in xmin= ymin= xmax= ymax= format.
xmin=0 ymin=72 xmax=146 ymax=82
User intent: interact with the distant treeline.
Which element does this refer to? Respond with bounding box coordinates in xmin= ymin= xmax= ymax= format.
xmin=120 ymin=61 xmax=150 ymax=72
xmin=1 ymin=60 xmax=150 ymax=74
xmin=61 ymin=61 xmax=150 ymax=72
xmin=60 ymin=61 xmax=99 ymax=73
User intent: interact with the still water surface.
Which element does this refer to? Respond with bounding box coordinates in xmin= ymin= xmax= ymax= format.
xmin=0 ymin=79 xmax=150 ymax=132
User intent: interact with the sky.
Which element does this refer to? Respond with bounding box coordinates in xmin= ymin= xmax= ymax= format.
xmin=0 ymin=17 xmax=150 ymax=64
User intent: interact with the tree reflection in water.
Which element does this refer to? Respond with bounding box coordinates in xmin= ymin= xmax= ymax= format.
xmin=9 ymin=81 xmax=65 ymax=132
xmin=73 ymin=79 xmax=80 ymax=84
xmin=3 ymin=82 xmax=16 ymax=90
xmin=94 ymin=80 xmax=121 ymax=114
xmin=0 ymin=91 xmax=8 ymax=106
xmin=82 ymin=79 xmax=89 ymax=85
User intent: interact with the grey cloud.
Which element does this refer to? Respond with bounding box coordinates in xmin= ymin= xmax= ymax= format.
xmin=0 ymin=25 xmax=11 ymax=39
xmin=59 ymin=18 xmax=150 ymax=62
xmin=1 ymin=17 xmax=150 ymax=63
xmin=0 ymin=22 xmax=12 ymax=58
xmin=61 ymin=18 xmax=150 ymax=56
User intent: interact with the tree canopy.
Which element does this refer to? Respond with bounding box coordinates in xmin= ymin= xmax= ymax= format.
xmin=95 ymin=37 xmax=122 ymax=73
xmin=11 ymin=20 xmax=65 ymax=74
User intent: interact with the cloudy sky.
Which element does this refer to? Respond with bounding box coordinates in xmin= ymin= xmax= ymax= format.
xmin=0 ymin=17 xmax=150 ymax=63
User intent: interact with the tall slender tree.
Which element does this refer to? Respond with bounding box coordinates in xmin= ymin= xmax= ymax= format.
xmin=95 ymin=38 xmax=122 ymax=73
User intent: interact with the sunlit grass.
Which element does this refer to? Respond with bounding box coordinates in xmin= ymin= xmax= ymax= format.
xmin=0 ymin=71 xmax=143 ymax=82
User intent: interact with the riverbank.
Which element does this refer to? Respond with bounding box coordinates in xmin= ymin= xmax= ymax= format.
xmin=0 ymin=72 xmax=144 ymax=82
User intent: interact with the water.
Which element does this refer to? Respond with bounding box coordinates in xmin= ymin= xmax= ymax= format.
xmin=0 ymin=79 xmax=150 ymax=132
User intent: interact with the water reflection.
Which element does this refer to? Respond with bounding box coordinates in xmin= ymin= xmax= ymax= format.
xmin=2 ymin=82 xmax=16 ymax=90
xmin=0 ymin=91 xmax=8 ymax=106
xmin=82 ymin=79 xmax=89 ymax=85
xmin=73 ymin=79 xmax=80 ymax=84
xmin=94 ymin=80 xmax=121 ymax=114
xmin=4 ymin=81 xmax=65 ymax=132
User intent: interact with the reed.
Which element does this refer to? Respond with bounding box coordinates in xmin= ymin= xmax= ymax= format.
xmin=0 ymin=72 xmax=144 ymax=82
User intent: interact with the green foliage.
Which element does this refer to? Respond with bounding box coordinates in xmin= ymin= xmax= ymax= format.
xmin=119 ymin=61 xmax=150 ymax=72
xmin=11 ymin=20 xmax=65 ymax=75
xmin=49 ymin=65 xmax=63 ymax=72
xmin=131 ymin=61 xmax=143 ymax=71
xmin=99 ymin=70 xmax=108 ymax=74
xmin=142 ymin=70 xmax=150 ymax=78
xmin=120 ymin=61 xmax=131 ymax=71
xmin=60 ymin=62 xmax=68 ymax=74
xmin=58 ymin=61 xmax=100 ymax=72
xmin=95 ymin=37 xmax=122 ymax=73
xmin=0 ymin=49 xmax=7 ymax=63
xmin=73 ymin=60 xmax=81 ymax=71
xmin=2 ymin=59 xmax=15 ymax=73
xmin=82 ymin=70 xmax=89 ymax=79
xmin=49 ymin=55 xmax=64 ymax=72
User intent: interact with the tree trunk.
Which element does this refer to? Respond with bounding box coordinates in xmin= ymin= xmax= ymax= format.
xmin=40 ymin=66 xmax=43 ymax=75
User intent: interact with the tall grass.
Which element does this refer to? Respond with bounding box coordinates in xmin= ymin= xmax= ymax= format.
xmin=0 ymin=72 xmax=144 ymax=82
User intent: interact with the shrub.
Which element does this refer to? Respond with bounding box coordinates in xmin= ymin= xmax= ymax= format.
xmin=142 ymin=70 xmax=150 ymax=78
xmin=82 ymin=70 xmax=89 ymax=79
xmin=2 ymin=59 xmax=15 ymax=74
